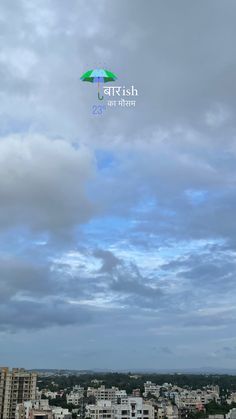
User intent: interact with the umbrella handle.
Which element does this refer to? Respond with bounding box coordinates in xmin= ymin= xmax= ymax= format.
xmin=98 ymin=91 xmax=104 ymax=100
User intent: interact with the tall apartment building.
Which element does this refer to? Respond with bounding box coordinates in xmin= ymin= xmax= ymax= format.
xmin=0 ymin=368 xmax=37 ymax=419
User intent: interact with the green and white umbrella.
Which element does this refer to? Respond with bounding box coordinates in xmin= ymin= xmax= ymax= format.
xmin=80 ymin=68 xmax=117 ymax=100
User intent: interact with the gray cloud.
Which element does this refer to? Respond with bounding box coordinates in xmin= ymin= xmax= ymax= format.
xmin=0 ymin=256 xmax=53 ymax=302
xmin=0 ymin=134 xmax=94 ymax=234
xmin=93 ymin=249 xmax=121 ymax=273
xmin=92 ymin=249 xmax=163 ymax=308
xmin=0 ymin=300 xmax=91 ymax=331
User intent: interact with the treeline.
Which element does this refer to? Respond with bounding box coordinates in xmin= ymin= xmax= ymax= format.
xmin=37 ymin=372 xmax=236 ymax=393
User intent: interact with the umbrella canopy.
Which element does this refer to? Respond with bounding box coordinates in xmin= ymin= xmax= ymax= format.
xmin=81 ymin=68 xmax=117 ymax=83
xmin=80 ymin=68 xmax=117 ymax=100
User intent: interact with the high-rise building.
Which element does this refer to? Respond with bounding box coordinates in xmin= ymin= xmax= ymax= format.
xmin=0 ymin=368 xmax=37 ymax=419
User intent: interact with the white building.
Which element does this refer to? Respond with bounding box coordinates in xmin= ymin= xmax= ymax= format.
xmin=144 ymin=382 xmax=160 ymax=398
xmin=227 ymin=408 xmax=236 ymax=419
xmin=42 ymin=391 xmax=59 ymax=399
xmin=72 ymin=386 xmax=84 ymax=396
xmin=115 ymin=391 xmax=128 ymax=405
xmin=16 ymin=400 xmax=51 ymax=419
xmin=86 ymin=400 xmax=115 ymax=419
xmin=67 ymin=386 xmax=84 ymax=405
xmin=16 ymin=400 xmax=72 ymax=419
xmin=87 ymin=386 xmax=119 ymax=404
xmin=52 ymin=406 xmax=72 ymax=419
xmin=115 ymin=397 xmax=155 ymax=419
xmin=227 ymin=393 xmax=236 ymax=405
xmin=86 ymin=397 xmax=154 ymax=419
xmin=157 ymin=403 xmax=178 ymax=419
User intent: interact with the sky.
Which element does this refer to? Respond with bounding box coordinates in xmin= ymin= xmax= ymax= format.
xmin=0 ymin=0 xmax=236 ymax=371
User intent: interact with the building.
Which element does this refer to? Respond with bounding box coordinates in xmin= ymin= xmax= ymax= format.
xmin=87 ymin=387 xmax=119 ymax=404
xmin=132 ymin=390 xmax=141 ymax=398
xmin=66 ymin=386 xmax=84 ymax=406
xmin=86 ymin=398 xmax=154 ymax=419
xmin=174 ymin=387 xmax=219 ymax=412
xmin=227 ymin=408 xmax=236 ymax=419
xmin=143 ymin=383 xmax=160 ymax=399
xmin=16 ymin=400 xmax=71 ymax=419
xmin=52 ymin=407 xmax=72 ymax=419
xmin=72 ymin=386 xmax=84 ymax=396
xmin=115 ymin=391 xmax=128 ymax=405
xmin=86 ymin=400 xmax=114 ymax=419
xmin=227 ymin=393 xmax=236 ymax=405
xmin=0 ymin=368 xmax=37 ymax=419
xmin=16 ymin=400 xmax=53 ymax=419
xmin=115 ymin=397 xmax=155 ymax=419
xmin=156 ymin=403 xmax=178 ymax=419
xmin=40 ymin=391 xmax=58 ymax=400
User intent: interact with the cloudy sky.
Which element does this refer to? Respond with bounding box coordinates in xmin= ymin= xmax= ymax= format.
xmin=0 ymin=0 xmax=236 ymax=371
